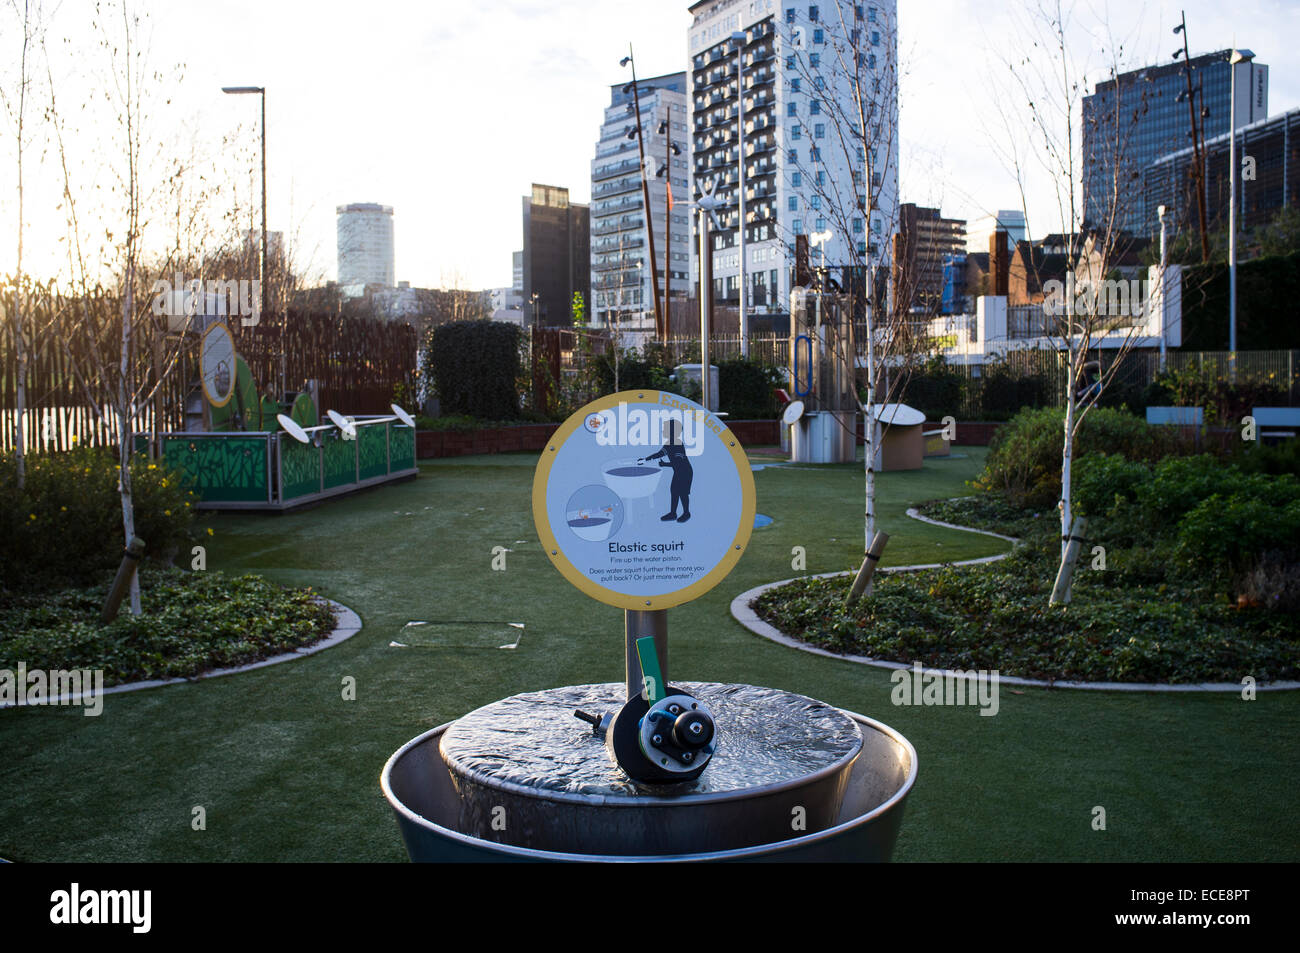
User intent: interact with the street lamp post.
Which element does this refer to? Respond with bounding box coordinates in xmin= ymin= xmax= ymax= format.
xmin=1157 ymin=204 xmax=1168 ymax=372
xmin=620 ymin=47 xmax=665 ymax=341
xmin=1228 ymin=48 xmax=1254 ymax=382
xmin=657 ymin=110 xmax=683 ymax=343
xmin=731 ymin=30 xmax=749 ymax=357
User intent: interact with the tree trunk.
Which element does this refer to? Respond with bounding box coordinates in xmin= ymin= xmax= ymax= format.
xmin=1059 ymin=353 xmax=1077 ymax=566
xmin=119 ymin=272 xmax=141 ymax=616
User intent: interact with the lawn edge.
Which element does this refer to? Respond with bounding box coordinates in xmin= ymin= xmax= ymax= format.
xmin=729 ymin=510 xmax=1300 ymax=694
xmin=0 ymin=598 xmax=362 ymax=707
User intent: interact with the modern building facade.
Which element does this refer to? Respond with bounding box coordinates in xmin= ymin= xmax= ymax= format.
xmin=687 ymin=0 xmax=900 ymax=330
xmin=964 ymin=210 xmax=1026 ymax=254
xmin=336 ymin=203 xmax=395 ymax=288
xmin=1146 ymin=106 xmax=1300 ymax=239
xmin=891 ymin=203 xmax=965 ymax=314
xmin=589 ymin=72 xmax=690 ymax=340
xmin=1082 ymin=50 xmax=1268 ymax=238
xmin=521 ymin=184 xmax=590 ymax=327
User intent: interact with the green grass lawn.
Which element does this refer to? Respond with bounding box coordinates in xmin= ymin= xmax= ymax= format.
xmin=2 ymin=446 xmax=1297 ymax=861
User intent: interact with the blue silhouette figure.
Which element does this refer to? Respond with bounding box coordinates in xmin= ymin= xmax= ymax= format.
xmin=641 ymin=419 xmax=693 ymax=523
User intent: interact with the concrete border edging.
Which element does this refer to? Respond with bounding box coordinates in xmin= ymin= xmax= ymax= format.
xmin=2 ymin=599 xmax=362 ymax=708
xmin=730 ymin=508 xmax=1300 ymax=693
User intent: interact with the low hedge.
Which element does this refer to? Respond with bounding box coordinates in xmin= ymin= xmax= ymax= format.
xmin=752 ymin=544 xmax=1298 ymax=684
xmin=0 ymin=448 xmax=198 ymax=591
xmin=0 ymin=567 xmax=337 ymax=688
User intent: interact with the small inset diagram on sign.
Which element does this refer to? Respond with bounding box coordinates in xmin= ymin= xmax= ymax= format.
xmin=565 ymin=484 xmax=625 ymax=541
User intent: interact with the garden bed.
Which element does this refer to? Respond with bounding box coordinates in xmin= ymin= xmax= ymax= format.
xmin=0 ymin=568 xmax=338 ymax=688
xmin=750 ymin=534 xmax=1299 ymax=684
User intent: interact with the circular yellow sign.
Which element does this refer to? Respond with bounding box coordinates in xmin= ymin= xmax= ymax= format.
xmin=200 ymin=322 xmax=236 ymax=408
xmin=532 ymin=390 xmax=757 ymax=610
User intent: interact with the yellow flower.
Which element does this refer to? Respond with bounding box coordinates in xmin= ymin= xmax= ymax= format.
xmin=148 ymin=464 xmax=157 ymax=470
xmin=206 ymin=528 xmax=214 ymax=536
xmin=61 ymin=506 xmax=67 ymax=512
xmin=161 ymin=479 xmax=168 ymax=488
xmin=29 ymin=513 xmax=36 ymax=521
xmin=164 ymin=509 xmax=171 ymax=516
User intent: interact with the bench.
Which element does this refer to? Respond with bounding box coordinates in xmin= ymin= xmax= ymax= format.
xmin=1146 ymin=406 xmax=1204 ymax=427
xmin=1251 ymin=407 xmax=1300 ymax=440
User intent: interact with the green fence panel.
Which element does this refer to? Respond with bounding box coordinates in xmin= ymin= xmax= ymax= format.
xmin=163 ymin=435 xmax=269 ymax=503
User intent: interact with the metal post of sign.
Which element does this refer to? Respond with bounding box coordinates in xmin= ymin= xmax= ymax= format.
xmin=699 ymin=208 xmax=713 ymax=411
xmin=624 ymin=609 xmax=668 ymax=702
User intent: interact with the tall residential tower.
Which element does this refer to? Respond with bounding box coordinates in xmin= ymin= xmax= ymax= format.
xmin=687 ymin=0 xmax=900 ymax=330
xmin=590 ymin=72 xmax=690 ymax=340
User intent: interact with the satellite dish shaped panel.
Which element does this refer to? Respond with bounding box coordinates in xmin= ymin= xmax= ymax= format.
xmin=277 ymin=413 xmax=310 ymax=444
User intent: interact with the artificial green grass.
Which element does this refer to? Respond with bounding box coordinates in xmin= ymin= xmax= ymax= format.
xmin=1 ymin=447 xmax=1297 ymax=862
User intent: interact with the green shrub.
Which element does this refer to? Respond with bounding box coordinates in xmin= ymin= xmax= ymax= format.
xmin=424 ymin=320 xmax=522 ymax=420
xmin=899 ymin=356 xmax=966 ymax=420
xmin=977 ymin=405 xmax=1176 ymax=507
xmin=1142 ymin=366 xmax=1287 ymax=426
xmin=1072 ymin=453 xmax=1150 ymax=519
xmin=0 ymin=447 xmax=197 ymax=591
xmin=717 ymin=359 xmax=782 ymax=418
xmin=0 ymin=567 xmax=336 ymax=687
xmin=1175 ymin=491 xmax=1300 ymax=579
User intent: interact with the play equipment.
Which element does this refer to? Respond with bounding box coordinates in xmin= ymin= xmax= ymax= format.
xmin=787 ymin=285 xmax=857 ymax=463
xmin=381 ymin=390 xmax=917 ymax=861
xmin=139 ymin=315 xmax=417 ymax=510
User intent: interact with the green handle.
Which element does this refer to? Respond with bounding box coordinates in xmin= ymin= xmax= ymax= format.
xmin=636 ymin=636 xmax=664 ymax=704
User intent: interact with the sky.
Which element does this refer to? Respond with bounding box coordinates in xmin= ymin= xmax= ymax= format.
xmin=1 ymin=0 xmax=1297 ymax=291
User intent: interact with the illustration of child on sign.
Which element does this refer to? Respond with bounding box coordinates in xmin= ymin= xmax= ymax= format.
xmin=640 ymin=418 xmax=693 ymax=523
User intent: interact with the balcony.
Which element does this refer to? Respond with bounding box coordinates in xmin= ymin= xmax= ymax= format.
xmin=591 ymin=178 xmax=640 ymax=200
xmin=592 ymin=158 xmax=642 ymax=183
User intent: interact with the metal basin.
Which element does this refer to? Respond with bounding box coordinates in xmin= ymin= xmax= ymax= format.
xmin=381 ymin=697 xmax=916 ymax=863
xmin=601 ymin=459 xmax=665 ymax=499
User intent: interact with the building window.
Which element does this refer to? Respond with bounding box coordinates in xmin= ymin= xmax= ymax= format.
xmin=790 ymin=78 xmax=801 ymax=92
xmin=791 ymin=124 xmax=801 ymax=139
xmin=855 ymin=4 xmax=864 ymax=18
xmin=852 ymin=217 xmax=863 ymax=233
xmin=809 ymin=99 xmax=820 ymax=115
xmin=788 ymin=148 xmax=797 ymax=162
xmin=810 ymin=52 xmax=820 ymax=67
xmin=868 ymin=5 xmax=877 ymax=22
xmin=851 ymin=28 xmax=859 ymax=44
xmin=815 ymin=216 xmax=826 ymax=230
xmin=788 ymin=196 xmax=798 ymax=211
xmin=814 ymin=122 xmax=825 ymax=138
xmin=791 ymin=171 xmax=802 ymax=187
xmin=816 ymin=170 xmax=826 ymax=186
xmin=811 ymin=195 xmax=821 ymax=209
xmin=813 ymin=76 xmax=825 ymax=90
xmin=787 ymin=102 xmax=797 ymax=116
xmin=872 ymin=30 xmax=880 ymax=45
xmin=786 ymin=55 xmax=796 ymax=69
xmin=810 ymin=147 xmax=821 ymax=161
xmin=809 ymin=5 xmax=818 ymax=21
xmin=794 ymin=218 xmax=804 ymax=233
xmin=857 ymin=241 xmax=867 ymax=255
xmin=813 ymin=28 xmax=824 ymax=44
xmin=785 ymin=7 xmax=795 ymax=22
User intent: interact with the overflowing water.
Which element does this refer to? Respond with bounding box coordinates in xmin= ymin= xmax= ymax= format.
xmin=439 ymin=682 xmax=863 ymax=799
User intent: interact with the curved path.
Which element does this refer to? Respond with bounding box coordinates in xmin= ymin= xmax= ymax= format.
xmin=731 ymin=508 xmax=1300 ymax=693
